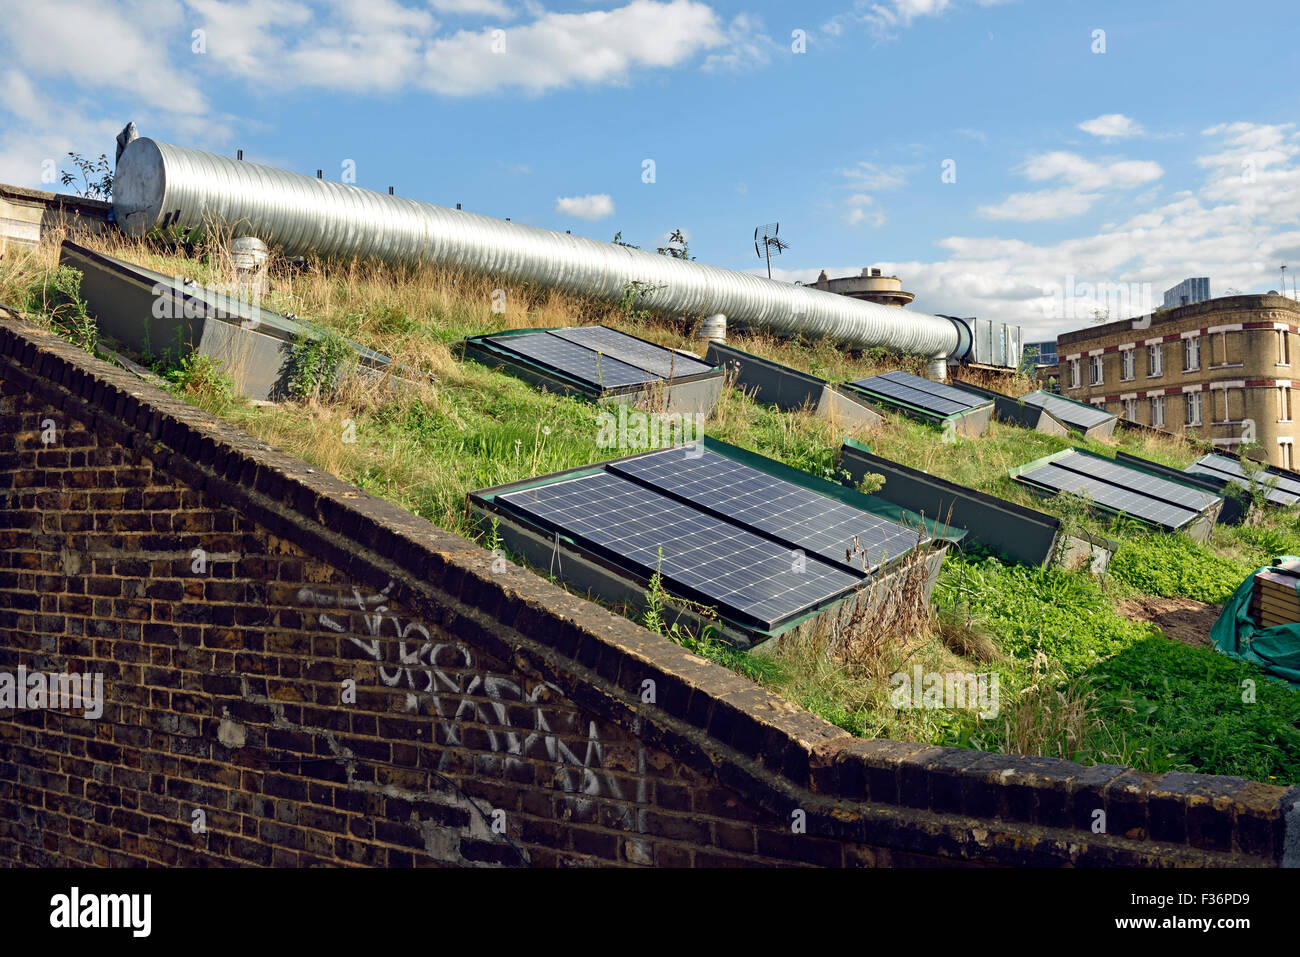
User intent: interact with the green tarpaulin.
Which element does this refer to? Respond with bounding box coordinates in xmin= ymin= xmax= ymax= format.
xmin=1210 ymin=556 xmax=1300 ymax=686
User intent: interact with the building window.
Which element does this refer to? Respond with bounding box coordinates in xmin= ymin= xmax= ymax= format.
xmin=1089 ymin=355 xmax=1104 ymax=386
xmin=1123 ymin=398 xmax=1137 ymax=421
xmin=1068 ymin=358 xmax=1080 ymax=390
xmin=1185 ymin=391 xmax=1202 ymax=426
xmin=1282 ymin=441 xmax=1294 ymax=470
xmin=1279 ymin=330 xmax=1291 ymax=366
xmin=1209 ymin=330 xmax=1242 ymax=366
xmin=1150 ymin=396 xmax=1165 ymax=428
xmin=1147 ymin=343 xmax=1163 ymax=377
xmin=1280 ymin=386 xmax=1292 ymax=422
xmin=1120 ymin=349 xmax=1135 ymax=381
xmin=1090 ymin=398 xmax=1107 ymax=410
xmin=1183 ymin=336 xmax=1201 ymax=372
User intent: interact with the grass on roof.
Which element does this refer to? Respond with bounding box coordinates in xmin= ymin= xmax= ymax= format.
xmin=6 ymin=224 xmax=1300 ymax=786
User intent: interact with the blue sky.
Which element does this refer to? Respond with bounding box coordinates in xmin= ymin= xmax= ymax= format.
xmin=2 ymin=0 xmax=1297 ymax=338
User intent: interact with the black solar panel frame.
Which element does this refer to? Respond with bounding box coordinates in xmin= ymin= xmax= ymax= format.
xmin=483 ymin=331 xmax=657 ymax=390
xmin=1056 ymin=451 xmax=1221 ymax=512
xmin=1194 ymin=454 xmax=1300 ymax=497
xmin=1015 ymin=461 xmax=1200 ymax=530
xmin=606 ymin=446 xmax=926 ymax=574
xmin=549 ymin=326 xmax=715 ymax=379
xmin=496 ymin=470 xmax=864 ymax=630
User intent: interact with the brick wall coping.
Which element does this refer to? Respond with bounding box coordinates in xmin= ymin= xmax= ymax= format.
xmin=1057 ymin=295 xmax=1300 ymax=348
xmin=2 ymin=315 xmax=1296 ymax=867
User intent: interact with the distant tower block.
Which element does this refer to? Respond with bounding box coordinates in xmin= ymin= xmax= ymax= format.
xmin=809 ymin=267 xmax=915 ymax=308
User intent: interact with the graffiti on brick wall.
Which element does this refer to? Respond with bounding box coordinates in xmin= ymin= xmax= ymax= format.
xmin=297 ymin=582 xmax=631 ymax=805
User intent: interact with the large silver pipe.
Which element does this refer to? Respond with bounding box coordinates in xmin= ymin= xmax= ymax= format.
xmin=113 ymin=138 xmax=969 ymax=359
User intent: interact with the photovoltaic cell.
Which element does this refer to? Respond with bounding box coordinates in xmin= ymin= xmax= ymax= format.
xmin=1016 ymin=461 xmax=1199 ymax=530
xmin=484 ymin=331 xmax=655 ymax=389
xmin=849 ymin=375 xmax=970 ymax=416
xmin=1191 ymin=454 xmax=1300 ymax=498
xmin=1017 ymin=391 xmax=1115 ymax=430
xmin=877 ymin=371 xmax=987 ymax=410
xmin=549 ymin=326 xmax=714 ymax=379
xmin=607 ymin=447 xmax=925 ymax=573
xmin=1056 ymin=452 xmax=1220 ymax=512
xmin=1185 ymin=463 xmax=1299 ymax=507
xmin=498 ymin=471 xmax=861 ymax=629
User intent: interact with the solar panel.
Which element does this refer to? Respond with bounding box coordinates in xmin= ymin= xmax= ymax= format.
xmin=877 ymin=371 xmax=987 ymax=410
xmin=1056 ymin=452 xmax=1221 ymax=512
xmin=1185 ymin=463 xmax=1300 ymax=507
xmin=484 ymin=331 xmax=655 ymax=389
xmin=549 ymin=326 xmax=714 ymax=379
xmin=1017 ymin=462 xmax=1200 ymax=530
xmin=1017 ymin=391 xmax=1115 ymax=430
xmin=498 ymin=471 xmax=862 ymax=629
xmin=849 ymin=374 xmax=971 ymax=416
xmin=607 ymin=447 xmax=925 ymax=573
xmin=1193 ymin=454 xmax=1300 ymax=497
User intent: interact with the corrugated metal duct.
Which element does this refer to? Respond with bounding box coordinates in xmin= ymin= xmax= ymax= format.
xmin=113 ymin=138 xmax=971 ymax=360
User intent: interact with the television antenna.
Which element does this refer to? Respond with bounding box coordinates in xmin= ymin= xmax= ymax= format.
xmin=754 ymin=223 xmax=790 ymax=279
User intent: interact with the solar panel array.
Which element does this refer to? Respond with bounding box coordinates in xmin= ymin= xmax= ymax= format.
xmin=1014 ymin=450 xmax=1217 ymax=530
xmin=498 ymin=470 xmax=865 ymax=629
xmin=849 ymin=370 xmax=987 ymax=417
xmin=483 ymin=326 xmax=713 ymax=391
xmin=607 ymin=447 xmax=926 ymax=573
xmin=1017 ymin=391 xmax=1115 ymax=430
xmin=1188 ymin=454 xmax=1300 ymax=505
xmin=550 ymin=326 xmax=714 ymax=379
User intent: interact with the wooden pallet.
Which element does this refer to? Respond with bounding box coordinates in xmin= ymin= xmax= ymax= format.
xmin=1252 ymin=565 xmax=1300 ymax=627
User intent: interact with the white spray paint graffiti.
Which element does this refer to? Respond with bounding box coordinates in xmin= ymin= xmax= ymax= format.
xmin=296 ymin=583 xmax=632 ymax=805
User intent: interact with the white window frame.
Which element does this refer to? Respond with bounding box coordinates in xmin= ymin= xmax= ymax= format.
xmin=1089 ymin=355 xmax=1104 ymax=386
xmin=1068 ymin=358 xmax=1081 ymax=390
xmin=1281 ymin=439 xmax=1294 ymax=470
xmin=1183 ymin=335 xmax=1200 ymax=372
xmin=1147 ymin=343 xmax=1163 ymax=377
xmin=1279 ymin=329 xmax=1291 ymax=366
xmin=1279 ymin=386 xmax=1292 ymax=423
xmin=1185 ymin=391 xmax=1202 ymax=426
xmin=1120 ymin=348 xmax=1135 ymax=381
xmin=1150 ymin=395 xmax=1165 ymax=428
xmin=1123 ymin=397 xmax=1137 ymax=421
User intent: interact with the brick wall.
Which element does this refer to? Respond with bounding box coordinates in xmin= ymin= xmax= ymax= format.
xmin=1056 ymin=295 xmax=1300 ymax=463
xmin=2 ymin=316 xmax=1297 ymax=867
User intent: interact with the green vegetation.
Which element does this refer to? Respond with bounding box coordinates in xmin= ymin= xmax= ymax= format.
xmin=286 ymin=322 xmax=358 ymax=399
xmin=1108 ymin=534 xmax=1254 ymax=604
xmin=5 ymin=228 xmax=1299 ymax=786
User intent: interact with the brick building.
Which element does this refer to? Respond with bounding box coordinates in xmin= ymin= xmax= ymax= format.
xmin=1057 ymin=294 xmax=1300 ymax=468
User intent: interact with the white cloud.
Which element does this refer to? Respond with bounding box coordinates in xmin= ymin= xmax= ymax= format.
xmin=431 ymin=0 xmax=514 ymax=16
xmin=555 ymin=193 xmax=615 ymax=220
xmin=701 ymin=13 xmax=779 ymax=72
xmin=978 ymin=187 xmax=1100 ymax=221
xmin=0 ymin=0 xmax=206 ymax=115
xmin=840 ymin=161 xmax=910 ymax=191
xmin=845 ymin=193 xmax=886 ymax=227
xmin=775 ymin=121 xmax=1300 ymax=340
xmin=978 ymin=150 xmax=1164 ymax=221
xmin=1078 ymin=113 xmax=1144 ymax=139
xmin=184 ymin=0 xmax=730 ymax=97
